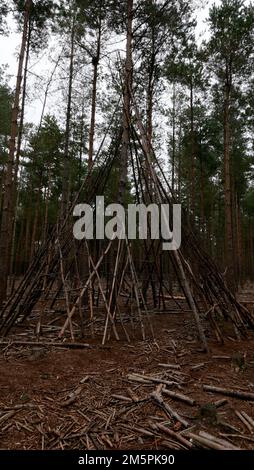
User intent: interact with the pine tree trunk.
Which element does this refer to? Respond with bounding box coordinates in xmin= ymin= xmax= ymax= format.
xmin=43 ymin=171 xmax=51 ymax=243
xmin=190 ymin=79 xmax=195 ymax=214
xmin=0 ymin=0 xmax=32 ymax=306
xmin=62 ymin=18 xmax=75 ymax=216
xmin=79 ymin=100 xmax=85 ymax=187
xmin=146 ymin=87 xmax=153 ymax=197
xmin=10 ymin=21 xmax=31 ymax=282
xmin=171 ymin=82 xmax=176 ymax=192
xmin=236 ymin=196 xmax=243 ymax=284
xmin=199 ymin=147 xmax=205 ymax=234
xmin=249 ymin=223 xmax=254 ymax=279
xmin=118 ymin=0 xmax=133 ymax=205
xmin=177 ymin=122 xmax=182 ymax=200
xmin=0 ymin=170 xmax=3 ymax=213
xmin=16 ymin=209 xmax=26 ymax=273
xmin=24 ymin=209 xmax=31 ymax=270
xmin=15 ymin=20 xmax=31 ymax=182
xmin=146 ymin=65 xmax=154 ymax=169
xmin=88 ymin=10 xmax=102 ymax=171
xmin=30 ymin=189 xmax=40 ymax=264
xmin=223 ymin=77 xmax=235 ymax=290
xmin=145 ymin=13 xmax=156 ymax=198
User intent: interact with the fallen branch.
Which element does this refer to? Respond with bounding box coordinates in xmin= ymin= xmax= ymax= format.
xmin=203 ymin=385 xmax=254 ymax=401
xmin=212 ymin=355 xmax=231 ymax=360
xmin=241 ymin=411 xmax=254 ymax=429
xmin=126 ymin=375 xmax=151 ymax=384
xmin=158 ymin=364 xmax=181 ymax=370
xmin=199 ymin=431 xmax=239 ymax=450
xmin=111 ymin=394 xmax=132 ymax=402
xmin=0 ymin=341 xmax=90 ymax=349
xmin=153 ymin=423 xmax=193 ymax=449
xmin=162 ymin=387 xmax=196 ymax=406
xmin=128 ymin=373 xmax=179 ymax=387
xmin=235 ymin=410 xmax=253 ymax=432
xmin=220 ymin=433 xmax=254 ymax=443
xmin=61 ymin=386 xmax=83 ymax=407
xmin=161 ymin=439 xmax=188 ymax=450
xmin=127 ymin=388 xmax=139 ymax=402
xmin=187 ymin=432 xmax=240 ymax=450
xmin=191 ymin=363 xmax=205 ymax=370
xmin=0 ymin=410 xmax=17 ymax=425
xmin=214 ymin=398 xmax=228 ymax=408
xmin=151 ymin=391 xmax=189 ymax=428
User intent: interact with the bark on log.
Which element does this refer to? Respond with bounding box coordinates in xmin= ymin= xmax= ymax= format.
xmin=154 ymin=423 xmax=193 ymax=449
xmin=203 ymin=384 xmax=254 ymax=401
xmin=0 ymin=341 xmax=90 ymax=349
xmin=151 ymin=391 xmax=189 ymax=427
xmin=187 ymin=432 xmax=239 ymax=450
xmin=162 ymin=387 xmax=196 ymax=406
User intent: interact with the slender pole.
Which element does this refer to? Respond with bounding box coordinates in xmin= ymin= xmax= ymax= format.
xmin=0 ymin=0 xmax=32 ymax=306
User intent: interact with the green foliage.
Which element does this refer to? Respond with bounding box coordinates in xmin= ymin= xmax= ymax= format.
xmin=75 ymin=0 xmax=110 ymax=29
xmin=13 ymin=0 xmax=57 ymax=51
xmin=0 ymin=70 xmax=13 ymax=139
xmin=165 ymin=38 xmax=207 ymax=91
xmin=0 ymin=2 xmax=8 ymax=35
xmin=23 ymin=114 xmax=63 ymax=193
xmin=243 ymin=190 xmax=254 ymax=217
xmin=207 ymin=0 xmax=254 ymax=84
xmin=206 ymin=0 xmax=254 ymax=198
xmin=136 ymin=1 xmax=195 ymax=100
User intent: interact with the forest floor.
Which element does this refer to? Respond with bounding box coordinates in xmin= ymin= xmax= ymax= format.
xmin=1 ymin=302 xmax=254 ymax=451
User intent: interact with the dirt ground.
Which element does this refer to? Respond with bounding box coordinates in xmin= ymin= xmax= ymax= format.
xmin=1 ymin=309 xmax=254 ymax=451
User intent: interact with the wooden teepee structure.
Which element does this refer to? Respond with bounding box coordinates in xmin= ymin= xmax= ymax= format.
xmin=0 ymin=91 xmax=253 ymax=352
